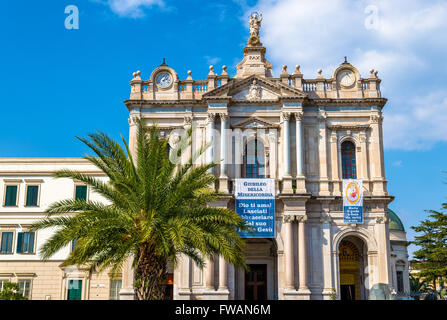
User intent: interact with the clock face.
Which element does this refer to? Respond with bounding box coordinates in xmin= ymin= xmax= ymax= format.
xmin=338 ymin=70 xmax=355 ymax=87
xmin=156 ymin=72 xmax=172 ymax=88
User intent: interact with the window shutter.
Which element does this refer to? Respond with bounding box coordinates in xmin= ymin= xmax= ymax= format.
xmin=28 ymin=232 xmax=35 ymax=253
xmin=6 ymin=232 xmax=13 ymax=253
xmin=1 ymin=232 xmax=13 ymax=253
xmin=26 ymin=186 xmax=38 ymax=206
xmin=75 ymin=186 xmax=87 ymax=200
xmin=16 ymin=232 xmax=23 ymax=253
xmin=5 ymin=186 xmax=17 ymax=206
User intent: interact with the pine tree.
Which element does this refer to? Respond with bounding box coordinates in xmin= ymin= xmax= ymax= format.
xmin=411 ymin=208 xmax=447 ymax=293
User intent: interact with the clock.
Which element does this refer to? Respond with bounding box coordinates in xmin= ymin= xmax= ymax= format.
xmin=156 ymin=72 xmax=172 ymax=88
xmin=338 ymin=70 xmax=355 ymax=87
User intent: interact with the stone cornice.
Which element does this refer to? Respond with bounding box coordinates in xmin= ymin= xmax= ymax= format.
xmin=305 ymin=98 xmax=388 ymax=108
xmin=327 ymin=124 xmax=371 ymax=131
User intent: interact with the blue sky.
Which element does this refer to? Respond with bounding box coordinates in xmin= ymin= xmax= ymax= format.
xmin=1 ymin=0 xmax=447 ymax=257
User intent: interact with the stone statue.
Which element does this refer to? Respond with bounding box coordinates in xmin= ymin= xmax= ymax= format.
xmin=247 ymin=79 xmax=261 ymax=100
xmin=248 ymin=12 xmax=263 ymax=46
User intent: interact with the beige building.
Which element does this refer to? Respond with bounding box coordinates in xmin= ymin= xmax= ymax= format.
xmin=0 ymin=14 xmax=409 ymax=300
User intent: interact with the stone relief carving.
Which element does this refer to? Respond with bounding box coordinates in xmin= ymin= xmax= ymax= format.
xmin=246 ymin=79 xmax=262 ymax=100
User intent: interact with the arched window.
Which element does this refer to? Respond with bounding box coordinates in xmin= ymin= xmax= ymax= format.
xmin=341 ymin=141 xmax=357 ymax=179
xmin=244 ymin=139 xmax=265 ymax=178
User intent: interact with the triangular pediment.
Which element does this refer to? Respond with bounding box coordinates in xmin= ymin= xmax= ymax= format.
xmin=231 ymin=116 xmax=279 ymax=129
xmin=203 ymin=75 xmax=307 ymax=101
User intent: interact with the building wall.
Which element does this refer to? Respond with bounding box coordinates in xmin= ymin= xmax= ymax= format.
xmin=0 ymin=159 xmax=117 ymax=300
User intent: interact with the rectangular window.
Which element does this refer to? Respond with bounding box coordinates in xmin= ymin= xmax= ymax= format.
xmin=0 ymin=279 xmax=9 ymax=292
xmin=67 ymin=280 xmax=82 ymax=300
xmin=18 ymin=279 xmax=31 ymax=299
xmin=4 ymin=185 xmax=18 ymax=207
xmin=25 ymin=185 xmax=39 ymax=207
xmin=75 ymin=185 xmax=87 ymax=201
xmin=0 ymin=232 xmax=14 ymax=254
xmin=16 ymin=232 xmax=35 ymax=254
xmin=109 ymin=279 xmax=122 ymax=300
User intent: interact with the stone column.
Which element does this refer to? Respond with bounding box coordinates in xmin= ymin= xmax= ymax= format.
xmin=297 ymin=215 xmax=310 ymax=293
xmin=218 ymin=256 xmax=228 ymax=291
xmin=370 ymin=114 xmax=386 ymax=195
xmin=295 ymin=112 xmax=306 ymax=193
xmin=268 ymin=130 xmax=278 ymax=193
xmin=359 ymin=131 xmax=370 ymax=193
xmin=234 ymin=129 xmax=243 ymax=179
xmin=219 ymin=113 xmax=229 ymax=193
xmin=330 ymin=130 xmax=340 ymax=195
xmin=375 ymin=216 xmax=392 ymax=286
xmin=282 ymin=112 xmax=293 ymax=193
xmin=119 ymin=256 xmax=135 ymax=300
xmin=128 ymin=115 xmax=139 ymax=159
xmin=205 ymin=255 xmax=215 ymax=290
xmin=320 ymin=215 xmax=334 ymax=299
xmin=283 ymin=216 xmax=295 ymax=289
xmin=318 ymin=110 xmax=330 ymax=195
xmin=176 ymin=254 xmax=191 ymax=300
xmin=207 ymin=113 xmax=216 ymax=173
xmin=182 ymin=116 xmax=193 ymax=165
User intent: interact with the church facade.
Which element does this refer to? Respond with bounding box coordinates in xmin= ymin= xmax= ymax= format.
xmin=121 ymin=15 xmax=410 ymax=300
xmin=0 ymin=15 xmax=410 ymax=300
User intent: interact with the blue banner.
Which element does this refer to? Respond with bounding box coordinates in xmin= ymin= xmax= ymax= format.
xmin=235 ymin=179 xmax=275 ymax=238
xmin=343 ymin=179 xmax=364 ymax=224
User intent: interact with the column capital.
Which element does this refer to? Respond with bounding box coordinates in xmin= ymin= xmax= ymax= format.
xmin=183 ymin=116 xmax=193 ymax=126
xmin=330 ymin=131 xmax=338 ymax=143
xmin=376 ymin=216 xmax=389 ymax=224
xmin=128 ymin=115 xmax=140 ymax=126
xmin=294 ymin=111 xmax=303 ymax=121
xmin=207 ymin=113 xmax=216 ymax=122
xmin=318 ymin=111 xmax=327 ymax=122
xmin=296 ymin=215 xmax=308 ymax=223
xmin=219 ymin=113 xmax=228 ymax=121
xmin=282 ymin=112 xmax=291 ymax=121
xmin=320 ymin=216 xmax=332 ymax=224
xmin=370 ymin=114 xmax=383 ymax=124
xmin=359 ymin=131 xmax=367 ymax=142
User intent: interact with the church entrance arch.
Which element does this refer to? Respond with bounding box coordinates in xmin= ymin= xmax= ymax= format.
xmin=338 ymin=236 xmax=368 ymax=300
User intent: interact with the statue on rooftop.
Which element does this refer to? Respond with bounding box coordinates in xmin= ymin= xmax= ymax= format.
xmin=248 ymin=12 xmax=263 ymax=46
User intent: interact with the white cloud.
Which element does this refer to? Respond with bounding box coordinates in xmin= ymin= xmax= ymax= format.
xmin=392 ymin=160 xmax=402 ymax=167
xmin=204 ymin=56 xmax=222 ymax=66
xmin=384 ymin=91 xmax=447 ymax=150
xmin=239 ymin=0 xmax=447 ymax=150
xmin=103 ymin=0 xmax=164 ymax=18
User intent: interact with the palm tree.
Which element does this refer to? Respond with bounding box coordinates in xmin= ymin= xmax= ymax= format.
xmin=31 ymin=119 xmax=249 ymax=300
xmin=409 ymin=275 xmax=428 ymax=300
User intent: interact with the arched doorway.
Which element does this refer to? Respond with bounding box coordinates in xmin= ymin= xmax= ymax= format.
xmin=338 ymin=236 xmax=368 ymax=300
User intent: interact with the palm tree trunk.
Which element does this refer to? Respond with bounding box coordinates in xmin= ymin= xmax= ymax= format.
xmin=134 ymin=246 xmax=167 ymax=300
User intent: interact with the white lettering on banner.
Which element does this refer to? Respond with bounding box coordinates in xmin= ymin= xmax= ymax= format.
xmin=343 ymin=179 xmax=364 ymax=224
xmin=235 ymin=179 xmax=275 ymax=238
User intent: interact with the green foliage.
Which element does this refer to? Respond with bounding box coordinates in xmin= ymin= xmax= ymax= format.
xmin=329 ymin=288 xmax=337 ymax=300
xmin=31 ymin=119 xmax=250 ymax=299
xmin=410 ymin=209 xmax=447 ymax=285
xmin=0 ymin=282 xmax=27 ymax=300
xmin=409 ymin=275 xmax=428 ymax=299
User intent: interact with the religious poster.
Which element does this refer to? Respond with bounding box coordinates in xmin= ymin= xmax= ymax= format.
xmin=235 ymin=179 xmax=275 ymax=238
xmin=343 ymin=179 xmax=364 ymax=223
